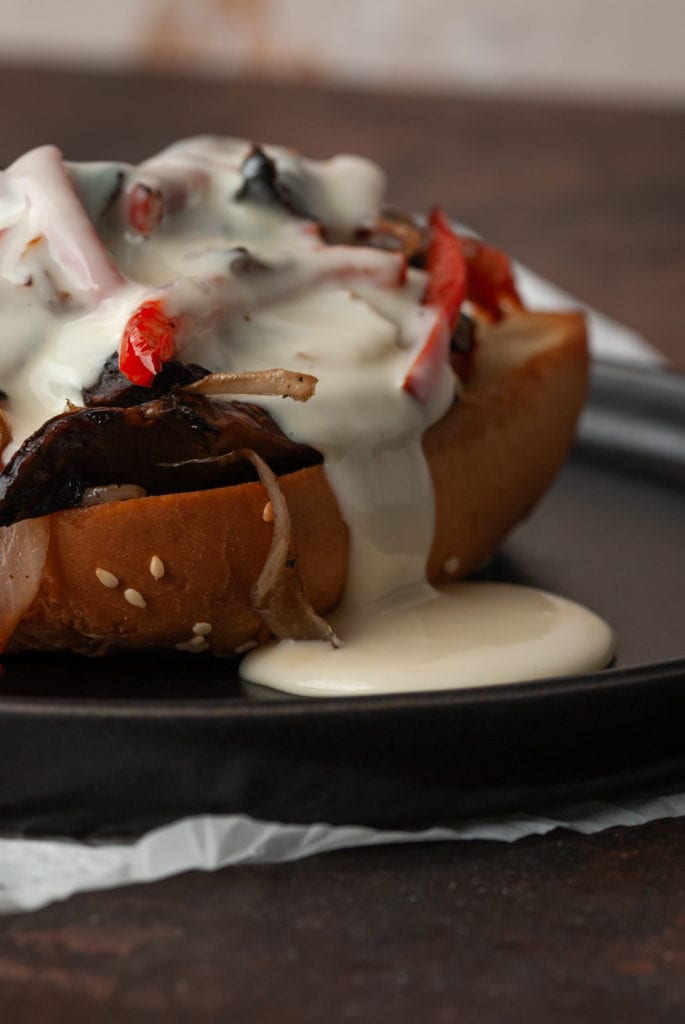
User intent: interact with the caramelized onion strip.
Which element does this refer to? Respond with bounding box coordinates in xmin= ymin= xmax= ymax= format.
xmin=242 ymin=449 xmax=339 ymax=646
xmin=184 ymin=369 xmax=318 ymax=403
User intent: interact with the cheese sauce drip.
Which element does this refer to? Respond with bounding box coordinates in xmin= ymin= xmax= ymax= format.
xmin=0 ymin=138 xmax=614 ymax=694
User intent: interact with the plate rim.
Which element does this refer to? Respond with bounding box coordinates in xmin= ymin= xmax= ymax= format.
xmin=0 ymin=657 xmax=684 ymax=720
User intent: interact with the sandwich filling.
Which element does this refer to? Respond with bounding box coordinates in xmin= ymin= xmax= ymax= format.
xmin=0 ymin=137 xmax=455 ymax=611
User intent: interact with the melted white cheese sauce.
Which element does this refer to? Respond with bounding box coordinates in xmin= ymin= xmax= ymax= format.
xmin=0 ymin=136 xmax=614 ymax=694
xmin=241 ymin=584 xmax=615 ymax=697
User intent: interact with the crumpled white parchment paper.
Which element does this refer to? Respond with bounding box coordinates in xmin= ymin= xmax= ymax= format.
xmin=1 ymin=791 xmax=684 ymax=914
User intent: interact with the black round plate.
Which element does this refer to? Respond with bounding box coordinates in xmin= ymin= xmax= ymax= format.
xmin=0 ymin=362 xmax=683 ymax=838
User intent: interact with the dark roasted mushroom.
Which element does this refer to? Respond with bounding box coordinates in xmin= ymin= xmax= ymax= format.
xmin=0 ymin=393 xmax=321 ymax=526
xmin=83 ymin=355 xmax=210 ymax=408
xmin=449 ymin=313 xmax=478 ymax=382
xmin=235 ymin=145 xmax=301 ymax=214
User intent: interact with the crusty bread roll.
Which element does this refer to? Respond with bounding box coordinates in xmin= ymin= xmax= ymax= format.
xmin=5 ymin=310 xmax=587 ymax=656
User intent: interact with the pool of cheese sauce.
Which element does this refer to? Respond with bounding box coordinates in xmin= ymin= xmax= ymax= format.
xmin=241 ymin=584 xmax=614 ymax=697
xmin=0 ymin=137 xmax=614 ymax=694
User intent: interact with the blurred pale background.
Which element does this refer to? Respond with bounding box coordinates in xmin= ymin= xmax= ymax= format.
xmin=0 ymin=0 xmax=682 ymax=105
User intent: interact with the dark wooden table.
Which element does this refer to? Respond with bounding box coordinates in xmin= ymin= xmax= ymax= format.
xmin=0 ymin=64 xmax=683 ymax=1022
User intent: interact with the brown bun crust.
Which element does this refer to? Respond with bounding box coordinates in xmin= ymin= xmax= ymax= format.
xmin=427 ymin=310 xmax=588 ymax=581
xmin=6 ymin=311 xmax=588 ymax=655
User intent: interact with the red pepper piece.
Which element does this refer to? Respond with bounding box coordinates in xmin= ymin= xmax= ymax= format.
xmin=127 ymin=182 xmax=165 ymax=236
xmin=460 ymin=236 xmax=523 ymax=322
xmin=119 ymin=300 xmax=177 ymax=386
xmin=424 ymin=208 xmax=467 ymax=331
xmin=402 ymin=311 xmax=451 ymax=403
xmin=403 ymin=208 xmax=467 ymax=401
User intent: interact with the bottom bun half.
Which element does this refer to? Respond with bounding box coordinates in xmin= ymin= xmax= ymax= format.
xmin=5 ymin=311 xmax=587 ymax=656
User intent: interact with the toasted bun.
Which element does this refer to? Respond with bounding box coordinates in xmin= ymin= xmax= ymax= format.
xmin=6 ymin=311 xmax=587 ymax=655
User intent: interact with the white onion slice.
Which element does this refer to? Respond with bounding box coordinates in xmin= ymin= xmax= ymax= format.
xmin=0 ymin=409 xmax=11 ymax=460
xmin=0 ymin=517 xmax=49 ymax=650
xmin=7 ymin=145 xmax=124 ymax=300
xmin=81 ymin=483 xmax=147 ymax=506
xmin=185 ymin=368 xmax=317 ymax=402
xmin=244 ymin=450 xmax=340 ymax=647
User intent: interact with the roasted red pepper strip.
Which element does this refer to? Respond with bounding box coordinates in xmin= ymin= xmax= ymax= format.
xmin=403 ymin=208 xmax=467 ymax=401
xmin=127 ymin=182 xmax=165 ymax=236
xmin=424 ymin=208 xmax=468 ymax=332
xmin=460 ymin=235 xmax=523 ymax=322
xmin=402 ymin=312 xmax=451 ymax=404
xmin=119 ymin=300 xmax=177 ymax=386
